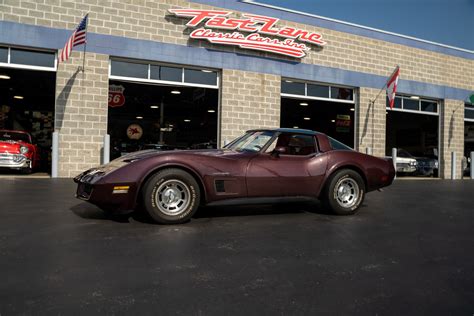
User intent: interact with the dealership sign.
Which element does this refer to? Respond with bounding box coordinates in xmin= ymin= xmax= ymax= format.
xmin=169 ymin=9 xmax=326 ymax=58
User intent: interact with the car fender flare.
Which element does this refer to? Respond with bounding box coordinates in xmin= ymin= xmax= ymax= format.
xmin=136 ymin=162 xmax=207 ymax=206
xmin=319 ymin=163 xmax=368 ymax=197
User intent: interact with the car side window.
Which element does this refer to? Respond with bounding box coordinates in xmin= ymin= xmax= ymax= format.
xmin=266 ymin=133 xmax=316 ymax=156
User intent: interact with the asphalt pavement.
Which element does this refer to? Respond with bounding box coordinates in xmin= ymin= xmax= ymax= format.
xmin=0 ymin=178 xmax=473 ymax=315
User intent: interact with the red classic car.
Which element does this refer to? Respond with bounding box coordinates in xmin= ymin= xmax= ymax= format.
xmin=0 ymin=130 xmax=39 ymax=173
xmin=74 ymin=128 xmax=395 ymax=224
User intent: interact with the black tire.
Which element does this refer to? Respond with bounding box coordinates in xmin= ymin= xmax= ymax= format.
xmin=142 ymin=168 xmax=200 ymax=224
xmin=322 ymin=169 xmax=365 ymax=215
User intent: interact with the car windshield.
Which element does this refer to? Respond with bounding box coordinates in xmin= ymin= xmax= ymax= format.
xmin=0 ymin=131 xmax=30 ymax=143
xmin=225 ymin=131 xmax=274 ymax=152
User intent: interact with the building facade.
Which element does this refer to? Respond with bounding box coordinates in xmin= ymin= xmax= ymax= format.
xmin=0 ymin=0 xmax=473 ymax=178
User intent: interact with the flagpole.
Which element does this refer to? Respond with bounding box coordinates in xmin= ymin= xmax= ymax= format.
xmin=370 ymin=65 xmax=400 ymax=104
xmin=81 ymin=13 xmax=89 ymax=73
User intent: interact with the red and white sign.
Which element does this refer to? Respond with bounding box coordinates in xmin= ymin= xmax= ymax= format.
xmin=127 ymin=124 xmax=143 ymax=140
xmin=169 ymin=9 xmax=326 ymax=58
xmin=386 ymin=66 xmax=400 ymax=110
xmin=108 ymin=85 xmax=126 ymax=108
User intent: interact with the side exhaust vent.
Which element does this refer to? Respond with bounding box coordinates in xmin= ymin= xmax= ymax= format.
xmin=215 ymin=180 xmax=225 ymax=193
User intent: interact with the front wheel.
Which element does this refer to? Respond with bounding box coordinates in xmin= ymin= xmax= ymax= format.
xmin=323 ymin=169 xmax=365 ymax=215
xmin=142 ymin=168 xmax=200 ymax=224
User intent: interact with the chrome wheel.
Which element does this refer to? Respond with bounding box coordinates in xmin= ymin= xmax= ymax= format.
xmin=154 ymin=179 xmax=191 ymax=216
xmin=334 ymin=177 xmax=360 ymax=208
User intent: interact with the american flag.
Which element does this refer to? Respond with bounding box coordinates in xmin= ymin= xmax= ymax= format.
xmin=58 ymin=14 xmax=88 ymax=63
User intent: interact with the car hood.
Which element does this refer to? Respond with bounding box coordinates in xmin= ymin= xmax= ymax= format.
xmin=0 ymin=141 xmax=24 ymax=154
xmin=119 ymin=148 xmax=243 ymax=160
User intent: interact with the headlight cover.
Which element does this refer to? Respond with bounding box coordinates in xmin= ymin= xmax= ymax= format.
xmin=20 ymin=146 xmax=29 ymax=154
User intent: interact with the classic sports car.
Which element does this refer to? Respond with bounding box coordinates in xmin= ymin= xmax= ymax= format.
xmin=0 ymin=130 xmax=39 ymax=173
xmin=74 ymin=128 xmax=395 ymax=224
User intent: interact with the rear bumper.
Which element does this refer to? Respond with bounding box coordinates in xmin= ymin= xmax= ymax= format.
xmin=74 ymin=169 xmax=137 ymax=212
xmin=0 ymin=153 xmax=31 ymax=169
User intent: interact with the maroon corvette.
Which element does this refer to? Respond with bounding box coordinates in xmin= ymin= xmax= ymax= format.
xmin=74 ymin=128 xmax=395 ymax=224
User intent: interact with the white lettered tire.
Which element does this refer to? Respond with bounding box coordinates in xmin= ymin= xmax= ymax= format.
xmin=323 ymin=169 xmax=365 ymax=215
xmin=142 ymin=168 xmax=200 ymax=224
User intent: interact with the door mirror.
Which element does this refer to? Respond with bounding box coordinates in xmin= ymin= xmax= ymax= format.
xmin=271 ymin=146 xmax=286 ymax=157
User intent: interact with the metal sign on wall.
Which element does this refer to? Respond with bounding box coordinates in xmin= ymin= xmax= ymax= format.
xmin=169 ymin=9 xmax=326 ymax=58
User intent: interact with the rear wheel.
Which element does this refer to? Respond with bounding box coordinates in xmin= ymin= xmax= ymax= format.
xmin=142 ymin=168 xmax=200 ymax=224
xmin=323 ymin=169 xmax=365 ymax=215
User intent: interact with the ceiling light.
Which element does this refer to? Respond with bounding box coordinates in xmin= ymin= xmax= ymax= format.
xmin=0 ymin=74 xmax=10 ymax=80
xmin=331 ymin=120 xmax=335 ymax=123
xmin=13 ymin=96 xmax=24 ymax=99
xmin=285 ymin=80 xmax=293 ymax=83
xmin=171 ymin=90 xmax=181 ymax=94
xmin=150 ymin=105 xmax=159 ymax=109
xmin=410 ymin=96 xmax=420 ymax=100
xmin=300 ymin=102 xmax=308 ymax=106
xmin=201 ymin=69 xmax=213 ymax=73
xmin=184 ymin=119 xmax=191 ymax=122
xmin=136 ymin=116 xmax=143 ymax=119
xmin=207 ymin=109 xmax=215 ymax=113
xmin=303 ymin=117 xmax=311 ymax=120
xmin=350 ymin=108 xmax=355 ymax=111
xmin=293 ymin=126 xmax=299 ymax=128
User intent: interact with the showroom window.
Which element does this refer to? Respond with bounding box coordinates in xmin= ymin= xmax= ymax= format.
xmin=281 ymin=79 xmax=354 ymax=103
xmin=0 ymin=46 xmax=56 ymax=71
xmin=386 ymin=95 xmax=439 ymax=115
xmin=110 ymin=59 xmax=219 ymax=88
xmin=465 ymin=103 xmax=474 ymax=121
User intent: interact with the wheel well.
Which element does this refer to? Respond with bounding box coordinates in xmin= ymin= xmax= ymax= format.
xmin=323 ymin=165 xmax=368 ymax=193
xmin=137 ymin=165 xmax=206 ymax=206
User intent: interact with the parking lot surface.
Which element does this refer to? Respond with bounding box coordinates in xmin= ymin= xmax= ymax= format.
xmin=0 ymin=178 xmax=473 ymax=315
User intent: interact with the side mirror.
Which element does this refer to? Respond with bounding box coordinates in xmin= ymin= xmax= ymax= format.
xmin=271 ymin=146 xmax=286 ymax=157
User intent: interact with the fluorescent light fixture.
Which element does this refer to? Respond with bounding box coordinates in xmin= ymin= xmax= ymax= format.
xmin=410 ymin=96 xmax=420 ymax=100
xmin=184 ymin=119 xmax=191 ymax=122
xmin=300 ymin=102 xmax=308 ymax=106
xmin=350 ymin=108 xmax=355 ymax=111
xmin=0 ymin=74 xmax=10 ymax=80
xmin=171 ymin=90 xmax=181 ymax=94
xmin=207 ymin=109 xmax=216 ymax=113
xmin=331 ymin=120 xmax=335 ymax=123
xmin=150 ymin=105 xmax=159 ymax=109
xmin=303 ymin=117 xmax=311 ymax=120
xmin=293 ymin=126 xmax=299 ymax=128
xmin=285 ymin=80 xmax=293 ymax=83
xmin=136 ymin=116 xmax=143 ymax=119
xmin=13 ymin=96 xmax=24 ymax=99
xmin=201 ymin=69 xmax=213 ymax=73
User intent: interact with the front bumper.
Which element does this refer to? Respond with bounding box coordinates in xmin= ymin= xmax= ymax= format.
xmin=0 ymin=153 xmax=31 ymax=169
xmin=74 ymin=168 xmax=137 ymax=212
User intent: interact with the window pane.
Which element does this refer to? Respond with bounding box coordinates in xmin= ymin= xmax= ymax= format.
xmin=0 ymin=47 xmax=7 ymax=63
xmin=281 ymin=81 xmax=305 ymax=95
xmin=421 ymin=101 xmax=438 ymax=113
xmin=331 ymin=87 xmax=353 ymax=100
xmin=150 ymin=65 xmax=182 ymax=82
xmin=10 ymin=49 xmax=55 ymax=67
xmin=307 ymin=84 xmax=329 ymax=98
xmin=393 ymin=97 xmax=402 ymax=109
xmin=465 ymin=109 xmax=474 ymax=120
xmin=403 ymin=98 xmax=419 ymax=111
xmin=184 ymin=68 xmax=217 ymax=86
xmin=328 ymin=137 xmax=352 ymax=150
xmin=111 ymin=60 xmax=148 ymax=78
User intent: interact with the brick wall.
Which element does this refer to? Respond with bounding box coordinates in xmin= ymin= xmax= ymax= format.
xmin=356 ymin=88 xmax=386 ymax=157
xmin=55 ymin=51 xmax=108 ymax=177
xmin=220 ymin=70 xmax=280 ymax=145
xmin=0 ymin=0 xmax=472 ymax=91
xmin=440 ymin=100 xmax=465 ymax=179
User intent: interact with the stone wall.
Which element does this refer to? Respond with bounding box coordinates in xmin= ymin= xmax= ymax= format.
xmin=55 ymin=51 xmax=108 ymax=177
xmin=220 ymin=70 xmax=280 ymax=145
